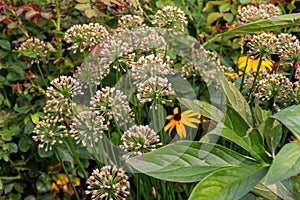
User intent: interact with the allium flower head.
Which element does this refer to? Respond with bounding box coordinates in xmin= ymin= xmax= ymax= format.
xmin=119 ymin=125 xmax=162 ymax=158
xmin=64 ymin=23 xmax=109 ymax=53
xmin=247 ymin=32 xmax=278 ymax=56
xmin=17 ymin=37 xmax=52 ymax=64
xmin=86 ymin=166 xmax=130 ymax=200
xmin=274 ymin=33 xmax=300 ymax=65
xmin=32 ymin=119 xmax=68 ymax=151
xmin=137 ymin=76 xmax=175 ymax=107
xmin=117 ymin=15 xmax=144 ymax=30
xmin=71 ymin=111 xmax=105 ymax=147
xmin=130 ymin=53 xmax=174 ymax=85
xmin=90 ymin=87 xmax=135 ymax=128
xmin=254 ymin=73 xmax=294 ymax=102
xmin=44 ymin=76 xmax=79 ymax=121
xmin=152 ymin=6 xmax=187 ymax=33
xmin=237 ymin=3 xmax=280 ymax=24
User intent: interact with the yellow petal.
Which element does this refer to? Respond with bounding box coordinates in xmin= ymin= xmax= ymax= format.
xmin=173 ymin=107 xmax=179 ymax=114
xmin=177 ymin=124 xmax=187 ymax=138
xmin=164 ymin=120 xmax=176 ymax=136
xmin=181 ymin=118 xmax=199 ymax=128
xmin=166 ymin=115 xmax=174 ymax=120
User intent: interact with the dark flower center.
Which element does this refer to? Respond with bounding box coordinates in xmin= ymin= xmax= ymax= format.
xmin=173 ymin=113 xmax=181 ymax=121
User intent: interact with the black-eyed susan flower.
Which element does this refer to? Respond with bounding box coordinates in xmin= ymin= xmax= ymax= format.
xmin=164 ymin=107 xmax=201 ymax=138
xmin=238 ymin=56 xmax=274 ymax=75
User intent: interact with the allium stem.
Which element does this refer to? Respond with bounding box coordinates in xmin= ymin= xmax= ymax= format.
xmin=248 ymin=54 xmax=264 ymax=101
xmin=55 ymin=148 xmax=80 ymax=200
xmin=239 ymin=56 xmax=250 ymax=92
xmin=37 ymin=63 xmax=48 ymax=87
xmin=66 ymin=137 xmax=88 ymax=179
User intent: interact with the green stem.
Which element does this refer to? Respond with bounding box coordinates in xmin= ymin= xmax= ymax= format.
xmin=66 ymin=137 xmax=88 ymax=179
xmin=239 ymin=56 xmax=250 ymax=92
xmin=248 ymin=55 xmax=264 ymax=102
xmin=37 ymin=63 xmax=48 ymax=87
xmin=55 ymin=148 xmax=80 ymax=200
xmin=55 ymin=0 xmax=61 ymax=31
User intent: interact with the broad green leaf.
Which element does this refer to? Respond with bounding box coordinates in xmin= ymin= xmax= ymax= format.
xmin=219 ymin=3 xmax=231 ymax=12
xmin=219 ymin=73 xmax=252 ymax=126
xmin=18 ymin=137 xmax=33 ymax=152
xmin=202 ymin=121 xmax=269 ymax=163
xmin=38 ymin=148 xmax=54 ymax=158
xmin=252 ymin=181 xmax=294 ymax=200
xmin=271 ymin=105 xmax=300 ymax=139
xmin=189 ymin=164 xmax=268 ymax=200
xmin=207 ymin=12 xmax=223 ymax=26
xmin=206 ymin=13 xmax=300 ymax=44
xmin=127 ymin=141 xmax=256 ymax=182
xmin=223 ymin=13 xmax=234 ymax=23
xmin=292 ymin=176 xmax=300 ymax=199
xmin=265 ymin=142 xmax=300 ymax=185
xmin=178 ymin=98 xmax=224 ymax=122
xmin=0 ymin=39 xmax=11 ymax=51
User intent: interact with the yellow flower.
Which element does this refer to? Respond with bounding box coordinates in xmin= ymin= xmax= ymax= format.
xmin=238 ymin=56 xmax=274 ymax=75
xmin=164 ymin=107 xmax=201 ymax=138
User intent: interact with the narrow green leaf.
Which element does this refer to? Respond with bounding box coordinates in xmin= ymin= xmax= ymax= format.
xmin=219 ymin=73 xmax=252 ymax=126
xmin=178 ymin=98 xmax=224 ymax=122
xmin=265 ymin=142 xmax=300 ymax=185
xmin=189 ymin=164 xmax=268 ymax=200
xmin=207 ymin=13 xmax=300 ymax=44
xmin=271 ymin=105 xmax=300 ymax=139
xmin=127 ymin=141 xmax=256 ymax=182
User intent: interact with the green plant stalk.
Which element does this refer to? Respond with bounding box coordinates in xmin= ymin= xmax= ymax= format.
xmin=9 ymin=8 xmax=29 ymax=37
xmin=66 ymin=137 xmax=88 ymax=179
xmin=55 ymin=148 xmax=80 ymax=200
xmin=37 ymin=63 xmax=48 ymax=87
xmin=248 ymin=55 xmax=264 ymax=102
xmin=239 ymin=56 xmax=250 ymax=92
xmin=55 ymin=0 xmax=61 ymax=31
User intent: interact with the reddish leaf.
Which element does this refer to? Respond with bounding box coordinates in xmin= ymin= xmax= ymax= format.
xmin=25 ymin=9 xmax=39 ymax=19
xmin=40 ymin=12 xmax=53 ymax=19
xmin=7 ymin=22 xmax=18 ymax=29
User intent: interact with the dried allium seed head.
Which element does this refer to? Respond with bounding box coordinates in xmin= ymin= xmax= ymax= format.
xmin=85 ymin=166 xmax=130 ymax=200
xmin=119 ymin=125 xmax=162 ymax=158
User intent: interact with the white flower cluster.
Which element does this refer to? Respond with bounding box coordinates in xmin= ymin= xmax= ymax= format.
xmin=90 ymin=87 xmax=135 ymax=128
xmin=116 ymin=14 xmax=144 ymax=31
xmin=237 ymin=3 xmax=281 ymax=24
xmin=86 ymin=166 xmax=130 ymax=200
xmin=17 ymin=37 xmax=53 ymax=64
xmin=152 ymin=6 xmax=187 ymax=33
xmin=119 ymin=125 xmax=161 ymax=158
xmin=64 ymin=23 xmax=109 ymax=53
xmin=32 ymin=76 xmax=79 ymax=151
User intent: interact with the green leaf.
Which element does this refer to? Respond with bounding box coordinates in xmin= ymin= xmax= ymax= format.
xmin=223 ymin=13 xmax=234 ymax=22
xmin=252 ymin=181 xmax=294 ymax=200
xmin=202 ymin=120 xmax=269 ymax=163
xmin=0 ymin=39 xmax=11 ymax=51
xmin=219 ymin=3 xmax=231 ymax=13
xmin=292 ymin=176 xmax=300 ymax=199
xmin=189 ymin=164 xmax=268 ymax=200
xmin=19 ymin=137 xmax=33 ymax=152
xmin=207 ymin=12 xmax=223 ymax=26
xmin=0 ymin=129 xmax=12 ymax=141
xmin=38 ymin=148 xmax=54 ymax=158
xmin=271 ymin=105 xmax=300 ymax=139
xmin=265 ymin=142 xmax=300 ymax=185
xmin=127 ymin=141 xmax=256 ymax=182
xmin=207 ymin=13 xmax=300 ymax=44
xmin=0 ymin=179 xmax=2 ymax=190
xmin=219 ymin=73 xmax=252 ymax=126
xmin=178 ymin=98 xmax=224 ymax=122
xmin=36 ymin=174 xmax=51 ymax=193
